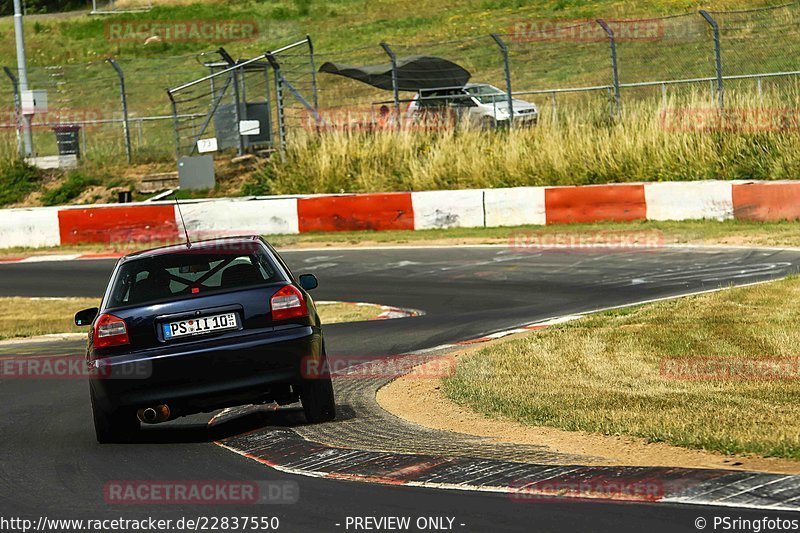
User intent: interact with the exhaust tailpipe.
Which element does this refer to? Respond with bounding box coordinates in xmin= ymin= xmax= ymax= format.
xmin=137 ymin=404 xmax=171 ymax=424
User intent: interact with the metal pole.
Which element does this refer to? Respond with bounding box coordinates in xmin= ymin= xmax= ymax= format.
xmin=13 ymin=0 xmax=32 ymax=156
xmin=266 ymin=54 xmax=286 ymax=155
xmin=597 ymin=20 xmax=621 ymax=118
xmin=491 ymin=33 xmax=514 ymax=126
xmin=550 ymin=91 xmax=557 ymax=124
xmin=167 ymin=91 xmax=181 ymax=161
xmin=380 ymin=42 xmax=400 ymax=117
xmin=307 ymin=34 xmax=319 ymax=110
xmin=699 ymin=10 xmax=724 ymax=108
xmin=264 ymin=66 xmax=273 ymax=147
xmin=107 ymin=59 xmax=131 ymax=163
xmin=3 ymin=67 xmax=23 ymax=158
xmin=231 ymin=68 xmax=245 ymax=155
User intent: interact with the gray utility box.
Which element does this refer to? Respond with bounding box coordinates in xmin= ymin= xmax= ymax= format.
xmin=214 ymin=102 xmax=272 ymax=150
xmin=178 ymin=155 xmax=215 ymax=190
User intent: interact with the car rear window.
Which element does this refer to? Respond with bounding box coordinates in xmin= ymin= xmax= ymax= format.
xmin=106 ymin=244 xmax=283 ymax=308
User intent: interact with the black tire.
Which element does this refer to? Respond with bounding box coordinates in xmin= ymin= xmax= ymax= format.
xmin=90 ymin=386 xmax=140 ymax=444
xmin=300 ymin=353 xmax=336 ymax=423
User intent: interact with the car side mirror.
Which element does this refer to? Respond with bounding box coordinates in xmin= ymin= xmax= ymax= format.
xmin=298 ymin=274 xmax=318 ymax=291
xmin=75 ymin=307 xmax=99 ymax=327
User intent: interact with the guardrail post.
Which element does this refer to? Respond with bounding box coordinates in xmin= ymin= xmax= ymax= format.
xmin=266 ymin=53 xmax=287 ymax=156
xmin=699 ymin=10 xmax=724 ymax=108
xmin=380 ymin=42 xmax=400 ymax=118
xmin=3 ymin=66 xmax=23 ymax=159
xmin=597 ymin=19 xmax=621 ymax=119
xmin=107 ymin=58 xmax=132 ymax=163
xmin=491 ymin=33 xmax=514 ymax=126
xmin=307 ymin=34 xmax=319 ymax=111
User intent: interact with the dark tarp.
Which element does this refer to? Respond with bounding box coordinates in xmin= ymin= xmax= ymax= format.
xmin=318 ymin=55 xmax=471 ymax=91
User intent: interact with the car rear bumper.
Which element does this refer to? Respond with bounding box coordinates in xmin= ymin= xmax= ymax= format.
xmin=90 ymin=325 xmax=320 ymax=411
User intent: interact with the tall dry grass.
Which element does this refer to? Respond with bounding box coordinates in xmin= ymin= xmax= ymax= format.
xmin=251 ymin=85 xmax=800 ymax=195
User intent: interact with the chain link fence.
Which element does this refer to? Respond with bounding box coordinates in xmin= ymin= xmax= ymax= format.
xmin=3 ymin=2 xmax=800 ymax=166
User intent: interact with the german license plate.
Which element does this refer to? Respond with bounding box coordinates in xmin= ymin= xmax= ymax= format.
xmin=162 ymin=312 xmax=237 ymax=340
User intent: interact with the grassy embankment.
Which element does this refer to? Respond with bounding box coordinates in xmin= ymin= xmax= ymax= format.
xmin=444 ymin=276 xmax=800 ymax=459
xmin=0 ymin=0 xmax=796 ymax=204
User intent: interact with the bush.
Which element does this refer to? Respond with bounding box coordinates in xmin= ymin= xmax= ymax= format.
xmin=0 ymin=160 xmax=41 ymax=206
xmin=40 ymin=171 xmax=101 ymax=206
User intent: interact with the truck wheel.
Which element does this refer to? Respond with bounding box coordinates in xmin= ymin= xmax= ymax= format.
xmin=90 ymin=386 xmax=140 ymax=444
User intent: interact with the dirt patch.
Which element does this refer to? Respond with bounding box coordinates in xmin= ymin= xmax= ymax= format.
xmin=377 ymin=339 xmax=800 ymax=475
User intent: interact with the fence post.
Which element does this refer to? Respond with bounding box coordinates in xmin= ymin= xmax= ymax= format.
xmin=699 ymin=10 xmax=724 ymax=108
xmin=166 ymin=91 xmax=180 ymax=161
xmin=491 ymin=33 xmax=514 ymax=126
xmin=380 ymin=42 xmax=400 ymax=117
xmin=266 ymin=53 xmax=287 ymax=156
xmin=263 ymin=65 xmax=273 ymax=147
xmin=231 ymin=67 xmax=245 ymax=156
xmin=307 ymin=34 xmax=319 ymax=110
xmin=106 ymin=58 xmax=132 ymax=163
xmin=3 ymin=66 xmax=23 ymax=159
xmin=596 ymin=20 xmax=621 ymax=118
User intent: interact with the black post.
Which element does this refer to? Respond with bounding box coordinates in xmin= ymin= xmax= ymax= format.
xmin=380 ymin=42 xmax=400 ymax=118
xmin=491 ymin=33 xmax=514 ymax=125
xmin=597 ymin=20 xmax=621 ymax=118
xmin=699 ymin=10 xmax=724 ymax=108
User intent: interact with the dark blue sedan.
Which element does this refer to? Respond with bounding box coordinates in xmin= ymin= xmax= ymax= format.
xmin=74 ymin=236 xmax=335 ymax=443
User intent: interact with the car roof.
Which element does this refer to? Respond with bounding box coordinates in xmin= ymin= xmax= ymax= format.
xmin=122 ymin=235 xmax=263 ymax=261
xmin=418 ymin=83 xmax=491 ymax=93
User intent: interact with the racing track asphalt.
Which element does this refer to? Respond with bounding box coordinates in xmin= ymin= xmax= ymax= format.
xmin=1 ymin=245 xmax=799 ymax=532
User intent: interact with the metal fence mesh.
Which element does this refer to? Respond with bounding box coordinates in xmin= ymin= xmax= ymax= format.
xmin=2 ymin=2 xmax=800 ymax=165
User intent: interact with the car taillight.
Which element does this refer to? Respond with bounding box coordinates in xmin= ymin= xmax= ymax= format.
xmin=270 ymin=285 xmax=308 ymax=321
xmin=93 ymin=313 xmax=130 ymax=349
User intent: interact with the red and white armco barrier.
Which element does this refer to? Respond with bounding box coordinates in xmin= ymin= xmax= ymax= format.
xmin=2 ymin=180 xmax=798 ymax=248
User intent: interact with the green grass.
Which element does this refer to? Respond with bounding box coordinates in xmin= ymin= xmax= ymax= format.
xmin=0 ymin=160 xmax=41 ymax=206
xmin=0 ymin=297 xmax=97 ymax=339
xmin=443 ymin=276 xmax=800 ymax=459
xmin=40 ymin=170 xmax=102 ymax=206
xmin=0 ymin=0 xmax=797 ymax=202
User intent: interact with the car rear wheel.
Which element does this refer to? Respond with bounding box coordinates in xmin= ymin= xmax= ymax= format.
xmin=300 ymin=353 xmax=336 ymax=423
xmin=90 ymin=387 xmax=140 ymax=443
